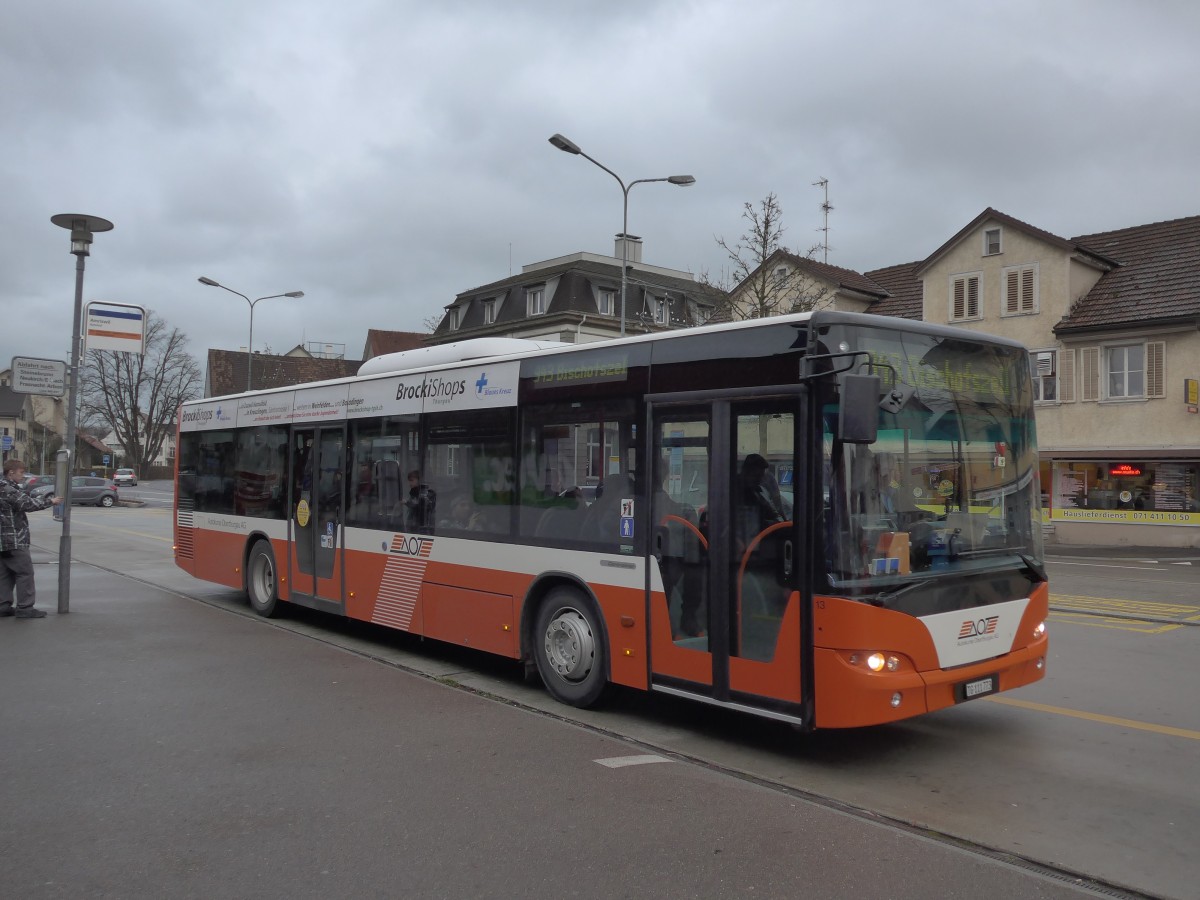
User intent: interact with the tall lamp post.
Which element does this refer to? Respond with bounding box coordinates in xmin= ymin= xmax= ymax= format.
xmin=50 ymin=213 xmax=114 ymax=614
xmin=548 ymin=133 xmax=695 ymax=337
xmin=197 ymin=278 xmax=304 ymax=391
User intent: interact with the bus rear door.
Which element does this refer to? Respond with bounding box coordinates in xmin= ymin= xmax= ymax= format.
xmin=288 ymin=424 xmax=347 ymax=614
xmin=649 ymin=394 xmax=805 ymax=724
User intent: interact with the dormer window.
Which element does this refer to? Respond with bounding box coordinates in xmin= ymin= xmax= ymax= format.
xmin=984 ymin=228 xmax=1002 ymax=256
xmin=655 ymin=297 xmax=668 ymax=325
xmin=598 ymin=289 xmax=615 ymax=316
xmin=526 ymin=287 xmax=546 ymax=316
xmin=447 ymin=307 xmax=461 ymax=330
xmin=482 ymin=298 xmax=496 ymax=325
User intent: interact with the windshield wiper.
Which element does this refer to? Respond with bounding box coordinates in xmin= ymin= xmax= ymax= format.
xmin=875 ymin=577 xmax=933 ymax=609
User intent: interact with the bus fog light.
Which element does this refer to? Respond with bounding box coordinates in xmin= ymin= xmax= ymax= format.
xmin=1036 ymin=656 xmax=1045 ymax=670
xmin=867 ymin=652 xmax=886 ymax=672
xmin=1033 ymin=621 xmax=1046 ymax=639
xmin=890 ymin=692 xmax=902 ymax=708
xmin=885 ymin=655 xmax=900 ymax=672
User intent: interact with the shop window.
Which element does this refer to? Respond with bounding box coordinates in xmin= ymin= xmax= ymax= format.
xmin=1053 ymin=460 xmax=1199 ymax=516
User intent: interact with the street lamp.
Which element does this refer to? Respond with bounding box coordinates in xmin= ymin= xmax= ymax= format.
xmin=549 ymin=133 xmax=695 ymax=337
xmin=197 ymin=277 xmax=304 ymax=391
xmin=50 ymin=213 xmax=115 ymax=614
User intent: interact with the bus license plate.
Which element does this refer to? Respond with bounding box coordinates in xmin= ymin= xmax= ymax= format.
xmin=957 ymin=674 xmax=997 ymax=702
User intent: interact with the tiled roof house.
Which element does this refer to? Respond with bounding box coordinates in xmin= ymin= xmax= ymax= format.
xmin=905 ymin=207 xmax=1200 ymax=548
xmin=204 ymin=349 xmax=362 ymax=398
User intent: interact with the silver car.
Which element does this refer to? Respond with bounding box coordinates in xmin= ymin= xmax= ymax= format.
xmin=36 ymin=476 xmax=120 ymax=507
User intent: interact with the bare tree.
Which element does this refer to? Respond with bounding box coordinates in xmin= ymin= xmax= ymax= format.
xmin=705 ymin=193 xmax=833 ymax=320
xmin=80 ymin=309 xmax=202 ymax=474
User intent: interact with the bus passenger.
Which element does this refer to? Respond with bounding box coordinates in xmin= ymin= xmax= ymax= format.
xmin=738 ymin=454 xmax=785 ymax=545
xmin=439 ymin=496 xmax=482 ymax=531
xmin=403 ymin=470 xmax=436 ymax=532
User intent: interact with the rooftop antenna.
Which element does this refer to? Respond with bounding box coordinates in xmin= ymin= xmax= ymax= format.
xmin=813 ymin=177 xmax=833 ymax=263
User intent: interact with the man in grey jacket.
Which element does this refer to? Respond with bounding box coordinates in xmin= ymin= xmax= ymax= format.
xmin=1 ymin=458 xmax=62 ymax=619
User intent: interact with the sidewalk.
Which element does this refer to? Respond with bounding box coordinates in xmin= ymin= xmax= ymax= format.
xmin=0 ymin=560 xmax=1095 ymax=900
xmin=1044 ymin=543 xmax=1200 ymax=559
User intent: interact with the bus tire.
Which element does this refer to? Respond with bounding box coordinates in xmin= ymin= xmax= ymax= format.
xmin=246 ymin=540 xmax=280 ymax=618
xmin=534 ymin=587 xmax=608 ymax=708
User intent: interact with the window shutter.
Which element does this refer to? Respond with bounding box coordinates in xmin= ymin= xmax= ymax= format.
xmin=967 ymin=276 xmax=979 ymax=317
xmin=1021 ymin=268 xmax=1035 ymax=311
xmin=1080 ymin=347 xmax=1099 ymax=401
xmin=1147 ymin=341 xmax=1166 ymax=398
xmin=1006 ymin=271 xmax=1019 ymax=313
xmin=953 ymin=278 xmax=965 ymax=319
xmin=1058 ymin=349 xmax=1076 ymax=403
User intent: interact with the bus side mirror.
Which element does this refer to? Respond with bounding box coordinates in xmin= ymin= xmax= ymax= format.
xmin=839 ymin=374 xmax=880 ymax=444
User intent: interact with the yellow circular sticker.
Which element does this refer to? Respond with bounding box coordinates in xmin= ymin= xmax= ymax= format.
xmin=296 ymin=498 xmax=310 ymax=527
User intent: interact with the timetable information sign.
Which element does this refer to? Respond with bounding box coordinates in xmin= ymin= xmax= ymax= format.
xmin=10 ymin=356 xmax=67 ymax=395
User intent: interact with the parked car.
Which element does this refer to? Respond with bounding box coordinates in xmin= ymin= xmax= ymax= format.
xmin=22 ymin=474 xmax=56 ymax=493
xmin=113 ymin=468 xmax=138 ymax=486
xmin=33 ymin=476 xmax=119 ymax=507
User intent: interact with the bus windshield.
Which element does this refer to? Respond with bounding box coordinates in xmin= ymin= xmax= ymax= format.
xmin=820 ymin=324 xmax=1042 ymax=597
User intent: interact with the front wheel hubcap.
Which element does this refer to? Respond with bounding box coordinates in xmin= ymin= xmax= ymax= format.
xmin=544 ymin=608 xmax=595 ymax=682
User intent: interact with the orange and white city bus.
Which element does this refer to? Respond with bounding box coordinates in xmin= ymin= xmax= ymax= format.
xmin=175 ymin=311 xmax=1048 ymax=729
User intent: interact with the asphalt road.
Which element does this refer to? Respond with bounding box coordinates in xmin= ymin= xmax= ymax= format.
xmin=12 ymin=496 xmax=1200 ymax=899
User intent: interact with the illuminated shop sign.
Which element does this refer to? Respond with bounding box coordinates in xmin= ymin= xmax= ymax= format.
xmin=1109 ymin=464 xmax=1143 ymax=477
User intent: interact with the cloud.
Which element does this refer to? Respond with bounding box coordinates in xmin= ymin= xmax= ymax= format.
xmin=4 ymin=0 xmax=1200 ymax=377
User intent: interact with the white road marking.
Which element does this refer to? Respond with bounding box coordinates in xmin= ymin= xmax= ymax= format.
xmin=594 ymin=754 xmax=672 ymax=768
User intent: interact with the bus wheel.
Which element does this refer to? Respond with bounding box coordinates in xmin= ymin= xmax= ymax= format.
xmin=246 ymin=541 xmax=280 ymax=618
xmin=534 ymin=587 xmax=608 ymax=708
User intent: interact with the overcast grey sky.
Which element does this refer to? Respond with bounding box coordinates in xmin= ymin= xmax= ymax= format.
xmin=4 ymin=0 xmax=1199 ymax=372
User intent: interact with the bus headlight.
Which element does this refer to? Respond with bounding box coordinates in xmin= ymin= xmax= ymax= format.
xmin=1033 ymin=621 xmax=1046 ymax=640
xmin=866 ymin=652 xmax=902 ymax=672
xmin=845 ymin=651 xmax=907 ymax=672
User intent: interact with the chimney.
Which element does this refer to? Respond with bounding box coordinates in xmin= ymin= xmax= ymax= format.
xmin=614 ymin=233 xmax=643 ymax=265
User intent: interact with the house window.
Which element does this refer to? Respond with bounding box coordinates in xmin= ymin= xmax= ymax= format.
xmin=527 ymin=288 xmax=545 ymax=316
xmin=984 ymin=228 xmax=1002 ymax=256
xmin=598 ymin=290 xmax=615 ymax=316
xmin=482 ymin=299 xmax=496 ymax=325
xmin=950 ymin=274 xmax=981 ymax=321
xmin=1031 ymin=350 xmax=1057 ymax=402
xmin=1002 ymin=264 xmax=1038 ymax=315
xmin=655 ymin=297 xmax=668 ymax=325
xmin=447 ymin=307 xmax=460 ymax=331
xmin=1107 ymin=344 xmax=1145 ymax=399
xmin=774 ymin=266 xmax=788 ymax=285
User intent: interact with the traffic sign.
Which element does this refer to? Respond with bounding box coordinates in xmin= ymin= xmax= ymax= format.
xmin=1 ymin=435 xmax=13 ymax=451
xmin=85 ymin=302 xmax=146 ymax=354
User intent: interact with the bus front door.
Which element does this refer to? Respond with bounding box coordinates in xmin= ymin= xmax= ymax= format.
xmin=649 ymin=397 xmax=804 ymax=722
xmin=288 ymin=425 xmax=346 ymax=614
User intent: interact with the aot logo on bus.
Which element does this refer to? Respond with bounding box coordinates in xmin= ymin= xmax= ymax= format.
xmin=958 ymin=616 xmax=999 ymax=640
xmin=391 ymin=535 xmax=433 ymax=558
